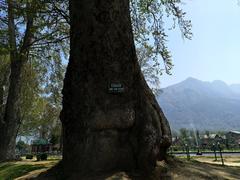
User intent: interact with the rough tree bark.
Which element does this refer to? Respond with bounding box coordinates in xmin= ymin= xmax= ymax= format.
xmin=60 ymin=0 xmax=172 ymax=177
xmin=0 ymin=0 xmax=34 ymax=161
xmin=0 ymin=64 xmax=9 ymax=123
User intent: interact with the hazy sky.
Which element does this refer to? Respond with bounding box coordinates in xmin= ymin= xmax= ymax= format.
xmin=160 ymin=0 xmax=240 ymax=87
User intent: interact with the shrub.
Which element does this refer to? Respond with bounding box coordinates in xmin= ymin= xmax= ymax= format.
xmin=26 ymin=154 xmax=33 ymax=159
xmin=36 ymin=153 xmax=48 ymax=161
xmin=40 ymin=153 xmax=48 ymax=160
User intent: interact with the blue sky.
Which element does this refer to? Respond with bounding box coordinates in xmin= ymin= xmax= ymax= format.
xmin=160 ymin=0 xmax=240 ymax=87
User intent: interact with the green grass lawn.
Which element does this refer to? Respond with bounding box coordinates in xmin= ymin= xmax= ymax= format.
xmin=0 ymin=155 xmax=61 ymax=180
xmin=0 ymin=162 xmax=46 ymax=180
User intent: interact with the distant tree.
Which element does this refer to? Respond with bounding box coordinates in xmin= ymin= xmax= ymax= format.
xmin=171 ymin=130 xmax=179 ymax=137
xmin=18 ymin=54 xmax=65 ymax=142
xmin=179 ymin=128 xmax=189 ymax=144
xmin=216 ymin=131 xmax=226 ymax=136
xmin=205 ymin=130 xmax=210 ymax=137
xmin=0 ymin=0 xmax=68 ymax=161
xmin=196 ymin=130 xmax=200 ymax=145
xmin=16 ymin=140 xmax=28 ymax=155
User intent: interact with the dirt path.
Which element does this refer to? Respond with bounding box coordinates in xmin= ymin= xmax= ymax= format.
xmin=160 ymin=158 xmax=240 ymax=180
xmin=192 ymin=156 xmax=240 ymax=167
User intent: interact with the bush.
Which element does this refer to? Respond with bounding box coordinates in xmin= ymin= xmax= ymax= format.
xmin=40 ymin=153 xmax=48 ymax=160
xmin=26 ymin=154 xmax=33 ymax=159
xmin=36 ymin=153 xmax=48 ymax=161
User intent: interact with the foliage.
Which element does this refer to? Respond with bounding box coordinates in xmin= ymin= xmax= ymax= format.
xmin=131 ymin=0 xmax=192 ymax=89
xmin=18 ymin=95 xmax=62 ymax=140
xmin=25 ymin=154 xmax=33 ymax=159
xmin=179 ymin=128 xmax=189 ymax=142
xmin=16 ymin=140 xmax=29 ymax=154
xmin=0 ymin=0 xmax=67 ymax=142
xmin=16 ymin=54 xmax=64 ymax=142
xmin=36 ymin=153 xmax=48 ymax=161
xmin=0 ymin=0 xmax=69 ymax=56
xmin=18 ymin=51 xmax=65 ymax=140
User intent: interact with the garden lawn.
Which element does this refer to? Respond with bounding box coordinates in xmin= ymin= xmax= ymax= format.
xmin=0 ymin=157 xmax=60 ymax=180
xmin=0 ymin=162 xmax=45 ymax=180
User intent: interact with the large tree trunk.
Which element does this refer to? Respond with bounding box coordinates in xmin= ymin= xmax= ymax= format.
xmin=0 ymin=59 xmax=24 ymax=160
xmin=60 ymin=0 xmax=171 ymax=176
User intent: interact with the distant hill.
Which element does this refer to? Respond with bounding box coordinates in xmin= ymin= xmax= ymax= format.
xmin=230 ymin=84 xmax=240 ymax=94
xmin=157 ymin=77 xmax=240 ymax=131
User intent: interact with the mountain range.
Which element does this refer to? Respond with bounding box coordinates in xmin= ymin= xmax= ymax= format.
xmin=157 ymin=77 xmax=240 ymax=132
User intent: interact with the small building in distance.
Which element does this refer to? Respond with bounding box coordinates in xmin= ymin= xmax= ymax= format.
xmin=31 ymin=138 xmax=52 ymax=154
xmin=226 ymin=130 xmax=240 ymax=149
xmin=200 ymin=133 xmax=226 ymax=150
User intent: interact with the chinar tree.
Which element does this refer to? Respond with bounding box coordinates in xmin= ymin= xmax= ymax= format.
xmin=59 ymin=0 xmax=191 ymax=177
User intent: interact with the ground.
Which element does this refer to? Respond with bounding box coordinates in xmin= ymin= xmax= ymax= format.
xmin=1 ymin=155 xmax=240 ymax=179
xmin=159 ymin=156 xmax=240 ymax=180
xmin=0 ymin=156 xmax=60 ymax=180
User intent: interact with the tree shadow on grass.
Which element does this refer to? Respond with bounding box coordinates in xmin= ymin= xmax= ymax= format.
xmin=0 ymin=163 xmax=14 ymax=171
xmin=31 ymin=156 xmax=240 ymax=180
xmin=0 ymin=162 xmax=46 ymax=180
